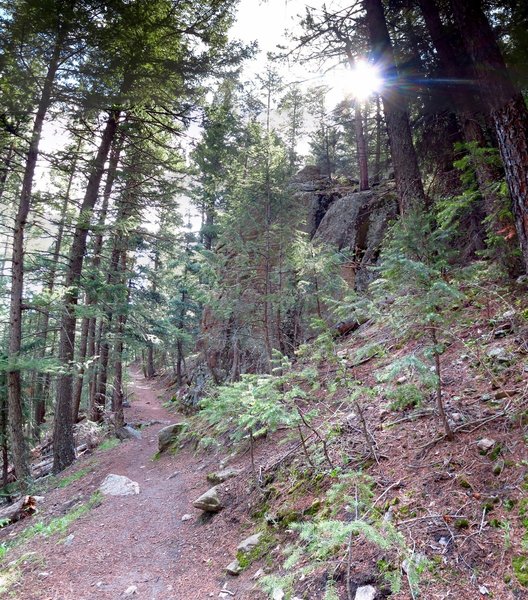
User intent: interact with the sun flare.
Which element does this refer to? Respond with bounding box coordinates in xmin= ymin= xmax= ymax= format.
xmin=349 ymin=60 xmax=382 ymax=100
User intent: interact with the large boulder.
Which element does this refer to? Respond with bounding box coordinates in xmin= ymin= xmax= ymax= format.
xmin=193 ymin=486 xmax=224 ymax=512
xmin=99 ymin=474 xmax=140 ymax=496
xmin=314 ymin=186 xmax=398 ymax=290
xmin=157 ymin=422 xmax=186 ymax=452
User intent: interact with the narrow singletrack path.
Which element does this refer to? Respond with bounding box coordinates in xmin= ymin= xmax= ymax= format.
xmin=8 ymin=369 xmax=255 ymax=600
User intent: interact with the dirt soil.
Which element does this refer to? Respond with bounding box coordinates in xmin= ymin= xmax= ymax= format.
xmin=2 ymin=369 xmax=263 ymax=600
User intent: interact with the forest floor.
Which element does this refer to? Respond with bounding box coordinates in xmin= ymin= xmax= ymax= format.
xmin=3 ymin=297 xmax=528 ymax=599
xmin=0 ymin=369 xmax=261 ymax=600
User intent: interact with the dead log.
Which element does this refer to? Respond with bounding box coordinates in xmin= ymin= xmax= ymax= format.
xmin=332 ymin=316 xmax=368 ymax=337
xmin=0 ymin=495 xmax=37 ymax=526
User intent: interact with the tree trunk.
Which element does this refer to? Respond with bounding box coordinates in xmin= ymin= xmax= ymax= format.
xmin=449 ymin=0 xmax=528 ymax=271
xmin=8 ymin=38 xmax=63 ymax=488
xmin=112 ymin=251 xmax=131 ymax=429
xmin=146 ymin=344 xmax=155 ymax=378
xmin=354 ymin=101 xmax=369 ymax=190
xmin=363 ymin=0 xmax=426 ymax=212
xmin=373 ymin=95 xmax=382 ymax=184
xmin=418 ymin=0 xmax=503 ymax=228
xmin=34 ymin=140 xmax=81 ymax=436
xmin=76 ymin=137 xmax=122 ymax=423
xmin=53 ymin=110 xmax=121 ymax=473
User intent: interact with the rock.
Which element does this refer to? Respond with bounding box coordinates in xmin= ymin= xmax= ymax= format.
xmin=313 ymin=186 xmax=398 ymax=291
xmin=158 ymin=422 xmax=186 ymax=452
xmin=252 ymin=568 xmax=265 ymax=580
xmin=355 ymin=585 xmax=377 ymax=600
xmin=64 ymin=534 xmax=75 ymax=546
xmin=207 ymin=467 xmax=242 ymax=485
xmin=486 ymin=347 xmax=513 ymax=363
xmin=193 ymin=487 xmax=223 ymax=512
xmin=123 ymin=586 xmax=137 ymax=597
xmin=181 ymin=513 xmax=192 ymax=521
xmin=481 ymin=393 xmax=492 ymax=402
xmin=237 ymin=532 xmax=262 ymax=553
xmin=272 ymin=589 xmax=285 ymax=600
xmin=100 ymin=474 xmax=140 ymax=496
xmin=116 ymin=425 xmax=141 ymax=441
xmin=477 ymin=438 xmax=496 ymax=453
xmin=225 ymin=559 xmax=242 ymax=576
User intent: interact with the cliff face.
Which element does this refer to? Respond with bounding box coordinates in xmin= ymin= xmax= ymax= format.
xmin=295 ymin=166 xmax=399 ymax=290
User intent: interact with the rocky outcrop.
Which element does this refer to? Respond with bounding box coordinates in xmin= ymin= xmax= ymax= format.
xmin=314 ymin=184 xmax=398 ymax=290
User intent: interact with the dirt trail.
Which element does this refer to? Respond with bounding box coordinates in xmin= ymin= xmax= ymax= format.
xmin=9 ymin=370 xmax=257 ymax=600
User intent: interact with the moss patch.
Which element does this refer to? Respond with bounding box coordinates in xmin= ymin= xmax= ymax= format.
xmin=236 ymin=532 xmax=276 ymax=571
xmin=512 ymin=554 xmax=528 ymax=586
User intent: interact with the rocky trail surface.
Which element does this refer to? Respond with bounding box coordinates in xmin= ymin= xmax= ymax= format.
xmin=3 ymin=370 xmax=258 ymax=600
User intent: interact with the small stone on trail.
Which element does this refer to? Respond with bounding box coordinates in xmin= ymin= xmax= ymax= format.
xmin=181 ymin=513 xmax=192 ymax=521
xmin=123 ymin=585 xmax=138 ymax=596
xmin=100 ymin=474 xmax=140 ymax=496
xmin=355 ymin=585 xmax=377 ymax=600
xmin=272 ymin=589 xmax=285 ymax=600
xmin=64 ymin=534 xmax=75 ymax=546
xmin=193 ymin=487 xmax=223 ymax=512
xmin=225 ymin=559 xmax=242 ymax=576
xmin=252 ymin=568 xmax=265 ymax=580
xmin=37 ymin=572 xmax=49 ymax=579
xmin=477 ymin=438 xmax=496 ymax=453
xmin=479 ymin=584 xmax=490 ymax=595
xmin=237 ymin=532 xmax=262 ymax=553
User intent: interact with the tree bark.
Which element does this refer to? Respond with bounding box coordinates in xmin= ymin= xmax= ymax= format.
xmin=449 ymin=0 xmax=528 ymax=270
xmin=53 ymin=110 xmax=120 ymax=473
xmin=363 ymin=0 xmax=426 ymax=212
xmin=8 ymin=38 xmax=63 ymax=488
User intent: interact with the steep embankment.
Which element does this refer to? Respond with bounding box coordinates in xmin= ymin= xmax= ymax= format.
xmin=3 ymin=292 xmax=528 ymax=600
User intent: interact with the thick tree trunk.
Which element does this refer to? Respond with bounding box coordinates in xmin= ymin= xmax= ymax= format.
xmin=363 ymin=0 xmax=426 ymax=212
xmin=146 ymin=344 xmax=156 ymax=378
xmin=53 ymin=110 xmax=120 ymax=473
xmin=449 ymin=0 xmax=528 ymax=271
xmin=8 ymin=39 xmax=63 ymax=488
